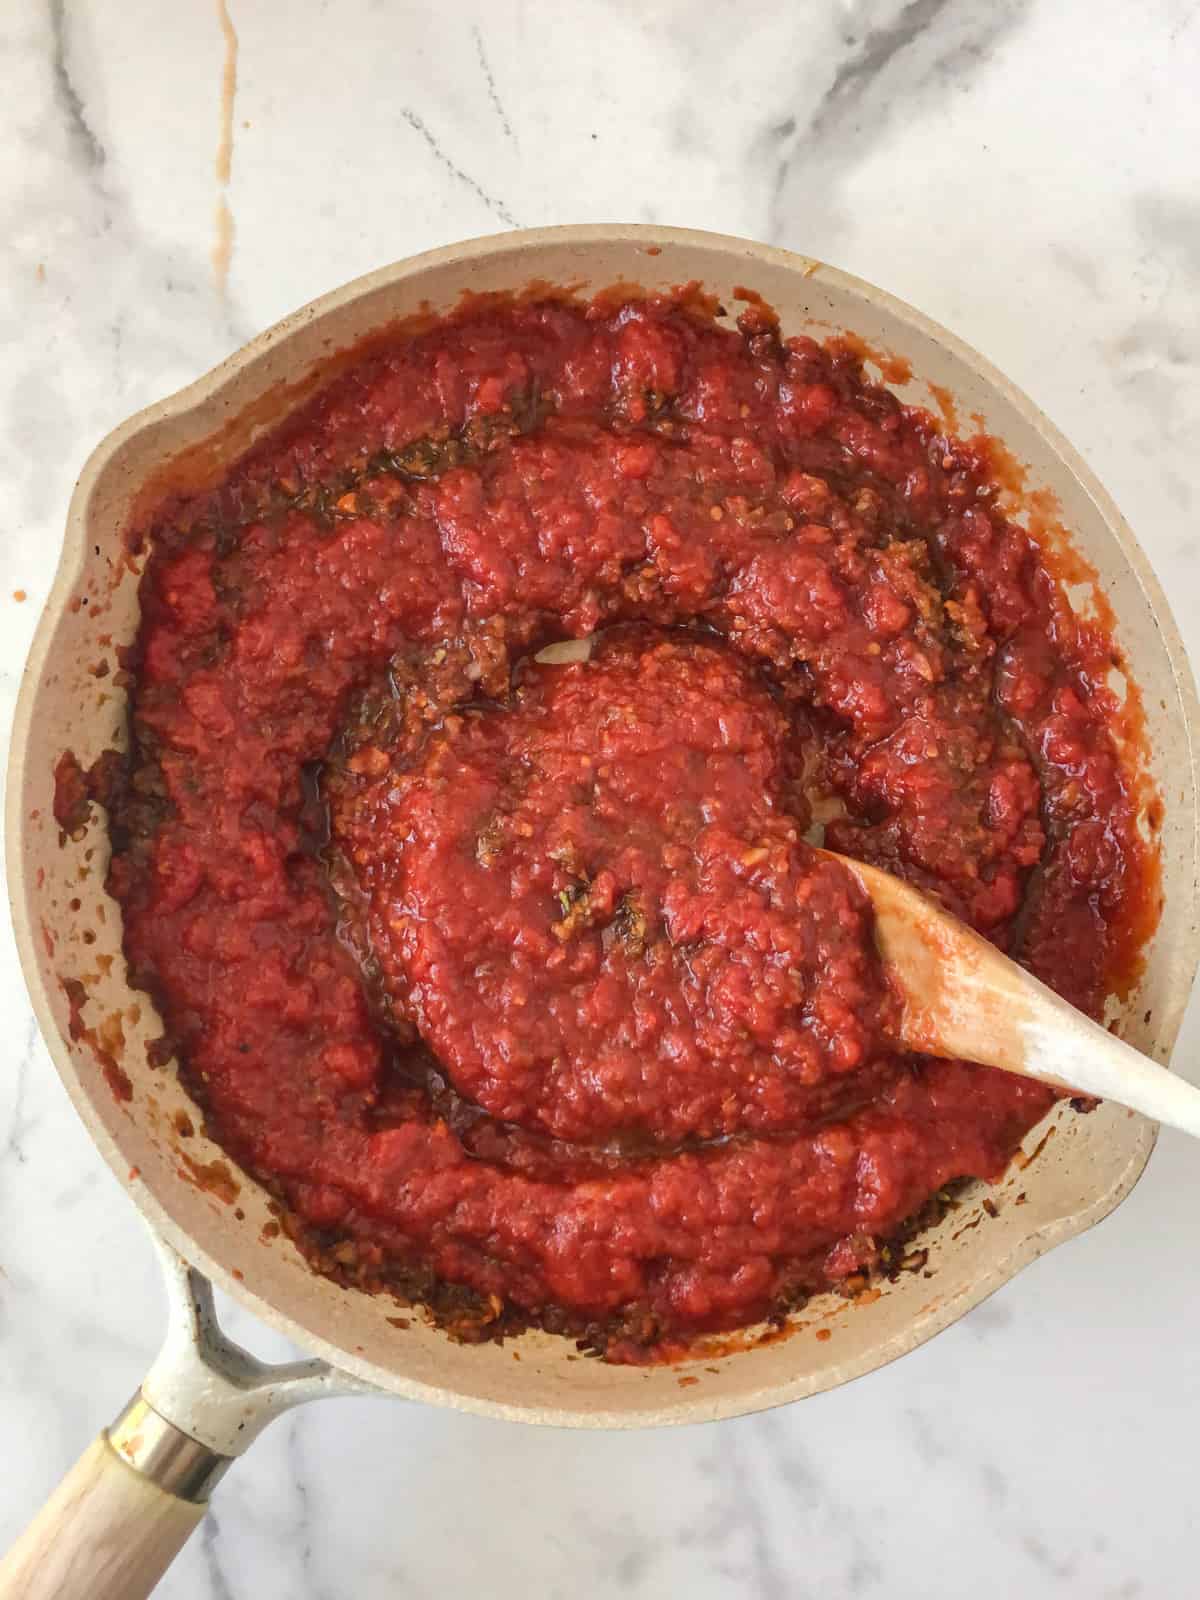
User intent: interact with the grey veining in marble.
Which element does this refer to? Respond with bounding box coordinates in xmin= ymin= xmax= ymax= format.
xmin=1 ymin=2 xmax=1198 ymax=1595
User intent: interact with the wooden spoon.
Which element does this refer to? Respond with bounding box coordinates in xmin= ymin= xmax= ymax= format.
xmin=826 ymin=850 xmax=1200 ymax=1139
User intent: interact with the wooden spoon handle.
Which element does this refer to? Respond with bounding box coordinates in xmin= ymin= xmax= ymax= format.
xmin=832 ymin=851 xmax=1200 ymax=1139
xmin=1016 ymin=984 xmax=1200 ymax=1140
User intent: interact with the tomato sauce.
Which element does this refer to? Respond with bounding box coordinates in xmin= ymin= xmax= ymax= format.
xmin=99 ymin=291 xmax=1154 ymax=1356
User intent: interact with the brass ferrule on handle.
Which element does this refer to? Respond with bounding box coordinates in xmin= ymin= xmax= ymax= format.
xmin=106 ymin=1393 xmax=232 ymax=1504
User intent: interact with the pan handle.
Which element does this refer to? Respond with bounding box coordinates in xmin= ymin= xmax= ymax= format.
xmin=0 ymin=1235 xmax=379 ymax=1599
xmin=0 ymin=1398 xmax=221 ymax=1600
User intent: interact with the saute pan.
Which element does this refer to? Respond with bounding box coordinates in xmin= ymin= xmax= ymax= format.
xmin=3 ymin=225 xmax=1198 ymax=1599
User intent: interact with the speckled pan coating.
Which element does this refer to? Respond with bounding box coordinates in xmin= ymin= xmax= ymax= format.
xmin=8 ymin=225 xmax=1199 ymax=1427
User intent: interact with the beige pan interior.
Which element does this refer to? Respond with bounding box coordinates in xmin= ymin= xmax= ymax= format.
xmin=8 ymin=225 xmax=1199 ymax=1429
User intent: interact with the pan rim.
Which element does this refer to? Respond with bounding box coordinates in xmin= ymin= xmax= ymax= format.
xmin=8 ymin=223 xmax=1197 ymax=1426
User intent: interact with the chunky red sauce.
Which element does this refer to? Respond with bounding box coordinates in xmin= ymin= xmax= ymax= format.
xmin=331 ymin=628 xmax=897 ymax=1146
xmin=101 ymin=290 xmax=1153 ymax=1356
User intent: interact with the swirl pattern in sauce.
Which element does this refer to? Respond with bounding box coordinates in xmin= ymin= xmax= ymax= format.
xmin=106 ymin=290 xmax=1153 ymax=1357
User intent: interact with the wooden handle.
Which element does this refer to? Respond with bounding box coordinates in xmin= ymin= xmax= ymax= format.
xmin=1016 ymin=988 xmax=1200 ymax=1139
xmin=834 ymin=849 xmax=1200 ymax=1139
xmin=0 ymin=1434 xmax=205 ymax=1600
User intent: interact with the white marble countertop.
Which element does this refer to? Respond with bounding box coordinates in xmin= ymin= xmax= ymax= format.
xmin=2 ymin=2 xmax=1199 ymax=1595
